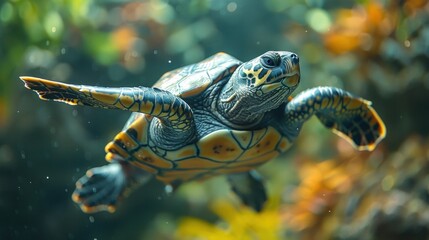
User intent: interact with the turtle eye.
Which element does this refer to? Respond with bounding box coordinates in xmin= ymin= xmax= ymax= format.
xmin=260 ymin=53 xmax=280 ymax=68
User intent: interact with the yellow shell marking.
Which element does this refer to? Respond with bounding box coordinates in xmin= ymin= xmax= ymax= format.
xmin=197 ymin=129 xmax=242 ymax=162
xmin=238 ymin=128 xmax=281 ymax=160
xmin=105 ymin=113 xmax=287 ymax=185
xmin=164 ymin=144 xmax=198 ymax=160
xmin=133 ymin=148 xmax=173 ymax=169
xmin=115 ymin=132 xmax=139 ymax=150
xmin=231 ymin=130 xmax=252 ymax=149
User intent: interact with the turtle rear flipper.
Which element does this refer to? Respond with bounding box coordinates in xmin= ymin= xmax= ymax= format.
xmin=227 ymin=170 xmax=267 ymax=212
xmin=283 ymin=87 xmax=386 ymax=151
xmin=72 ymin=162 xmax=150 ymax=213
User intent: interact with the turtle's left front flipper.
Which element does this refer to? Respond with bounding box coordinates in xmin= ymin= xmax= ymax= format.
xmin=282 ymin=87 xmax=386 ymax=151
xmin=20 ymin=76 xmax=194 ymax=131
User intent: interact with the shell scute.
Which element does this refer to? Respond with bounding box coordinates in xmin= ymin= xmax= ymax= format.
xmin=197 ymin=129 xmax=243 ymax=162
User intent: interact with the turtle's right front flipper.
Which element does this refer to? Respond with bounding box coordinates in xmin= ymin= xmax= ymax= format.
xmin=20 ymin=76 xmax=195 ymax=132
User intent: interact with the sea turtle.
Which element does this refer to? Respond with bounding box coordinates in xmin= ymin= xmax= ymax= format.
xmin=20 ymin=51 xmax=386 ymax=213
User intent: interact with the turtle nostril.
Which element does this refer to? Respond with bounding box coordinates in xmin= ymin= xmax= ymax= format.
xmin=291 ymin=54 xmax=299 ymax=64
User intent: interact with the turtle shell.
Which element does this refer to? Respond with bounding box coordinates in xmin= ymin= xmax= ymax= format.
xmin=154 ymin=52 xmax=241 ymax=98
xmin=103 ymin=52 xmax=293 ymax=185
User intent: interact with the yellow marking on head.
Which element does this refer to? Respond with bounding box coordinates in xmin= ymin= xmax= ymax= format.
xmin=254 ymin=69 xmax=272 ymax=87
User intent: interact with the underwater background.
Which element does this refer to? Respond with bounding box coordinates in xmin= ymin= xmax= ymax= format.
xmin=1 ymin=0 xmax=429 ymax=239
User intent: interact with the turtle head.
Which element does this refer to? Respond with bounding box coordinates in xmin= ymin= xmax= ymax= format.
xmin=219 ymin=51 xmax=300 ymax=127
xmin=239 ymin=51 xmax=300 ymax=93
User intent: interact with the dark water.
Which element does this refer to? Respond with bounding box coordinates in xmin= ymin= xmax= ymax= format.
xmin=1 ymin=0 xmax=429 ymax=239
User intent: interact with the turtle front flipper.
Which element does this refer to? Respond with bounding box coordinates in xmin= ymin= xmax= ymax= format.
xmin=227 ymin=170 xmax=267 ymax=212
xmin=282 ymin=87 xmax=386 ymax=151
xmin=72 ymin=161 xmax=151 ymax=213
xmin=20 ymin=76 xmax=195 ymax=132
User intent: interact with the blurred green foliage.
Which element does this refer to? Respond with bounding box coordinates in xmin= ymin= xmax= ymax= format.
xmin=1 ymin=0 xmax=429 ymax=239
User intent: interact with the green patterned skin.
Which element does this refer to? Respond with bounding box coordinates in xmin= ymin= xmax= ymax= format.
xmin=20 ymin=51 xmax=386 ymax=213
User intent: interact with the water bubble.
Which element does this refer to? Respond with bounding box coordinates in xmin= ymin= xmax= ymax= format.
xmin=16 ymin=110 xmax=20 ymax=114
xmin=20 ymin=151 xmax=26 ymax=159
xmin=89 ymin=216 xmax=95 ymax=223
xmin=153 ymin=50 xmax=158 ymax=55
xmin=51 ymin=26 xmax=57 ymax=33
xmin=61 ymin=48 xmax=66 ymax=54
xmin=72 ymin=109 xmax=78 ymax=117
xmin=168 ymin=60 xmax=172 ymax=64
xmin=227 ymin=2 xmax=237 ymax=12
xmin=404 ymin=40 xmax=411 ymax=48
xmin=46 ymin=176 xmax=50 ymax=180
xmin=46 ymin=40 xmax=50 ymax=46
xmin=65 ymin=188 xmax=69 ymax=192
